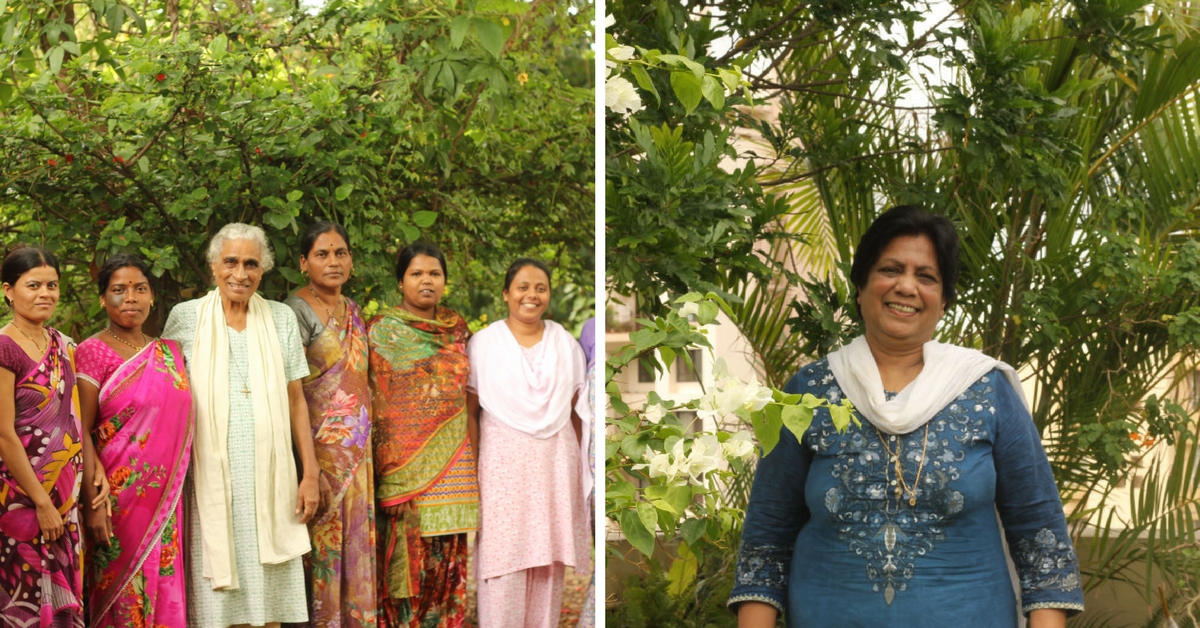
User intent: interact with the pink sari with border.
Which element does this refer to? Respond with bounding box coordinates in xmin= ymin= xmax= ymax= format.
xmin=81 ymin=339 xmax=193 ymax=628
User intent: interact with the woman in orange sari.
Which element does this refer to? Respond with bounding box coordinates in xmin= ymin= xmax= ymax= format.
xmin=0 ymin=246 xmax=84 ymax=627
xmin=77 ymin=254 xmax=193 ymax=627
xmin=369 ymin=242 xmax=478 ymax=628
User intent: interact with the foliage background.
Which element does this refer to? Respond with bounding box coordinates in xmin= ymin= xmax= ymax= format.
xmin=0 ymin=0 xmax=595 ymax=338
xmin=606 ymin=0 xmax=1200 ymax=625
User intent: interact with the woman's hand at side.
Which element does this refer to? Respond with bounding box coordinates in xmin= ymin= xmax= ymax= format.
xmin=78 ymin=378 xmax=112 ymax=545
xmin=0 ymin=368 xmax=66 ymax=543
xmin=1028 ymin=609 xmax=1067 ymax=628
xmin=288 ymin=379 xmax=321 ymax=523
xmin=737 ymin=601 xmax=779 ymax=628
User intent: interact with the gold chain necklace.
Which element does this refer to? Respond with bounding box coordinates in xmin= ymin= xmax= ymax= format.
xmin=308 ymin=284 xmax=343 ymax=326
xmin=11 ymin=323 xmax=45 ymax=353
xmin=106 ymin=326 xmax=149 ymax=352
xmin=876 ymin=422 xmax=930 ymax=507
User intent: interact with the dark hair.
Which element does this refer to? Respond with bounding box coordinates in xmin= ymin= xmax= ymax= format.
xmin=849 ymin=205 xmax=960 ymax=316
xmin=2 ymin=246 xmax=58 ymax=288
xmin=395 ymin=241 xmax=448 ymax=282
xmin=503 ymin=258 xmax=552 ymax=292
xmin=97 ymin=254 xmax=154 ymax=295
xmin=299 ymin=221 xmax=351 ymax=258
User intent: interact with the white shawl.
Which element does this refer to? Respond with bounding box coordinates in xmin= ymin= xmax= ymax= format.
xmin=826 ymin=336 xmax=1028 ymax=435
xmin=190 ymin=290 xmax=310 ymax=590
xmin=467 ymin=319 xmax=593 ymax=499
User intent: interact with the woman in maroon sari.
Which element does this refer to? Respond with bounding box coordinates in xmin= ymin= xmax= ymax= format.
xmin=77 ymin=254 xmax=193 ymax=627
xmin=0 ymin=246 xmax=84 ymax=627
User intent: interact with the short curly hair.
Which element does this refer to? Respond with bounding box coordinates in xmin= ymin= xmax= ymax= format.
xmin=206 ymin=223 xmax=275 ymax=273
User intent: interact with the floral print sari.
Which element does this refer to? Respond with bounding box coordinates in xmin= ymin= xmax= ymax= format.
xmin=79 ymin=339 xmax=193 ymax=628
xmin=0 ymin=330 xmax=83 ymax=627
xmin=300 ymin=299 xmax=376 ymax=627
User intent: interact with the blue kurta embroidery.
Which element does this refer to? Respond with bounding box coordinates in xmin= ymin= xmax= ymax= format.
xmin=728 ymin=359 xmax=1084 ymax=626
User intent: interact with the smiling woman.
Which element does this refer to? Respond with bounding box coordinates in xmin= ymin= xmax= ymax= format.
xmin=465 ymin=257 xmax=592 ymax=626
xmin=729 ymin=206 xmax=1083 ymax=628
xmin=162 ymin=223 xmax=321 ymax=628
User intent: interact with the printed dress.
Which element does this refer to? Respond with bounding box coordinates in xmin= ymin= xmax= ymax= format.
xmin=0 ymin=330 xmax=84 ymax=627
xmin=285 ymin=295 xmax=377 ymax=628
xmin=728 ymin=358 xmax=1085 ymax=627
xmin=368 ymin=306 xmax=477 ymax=628
xmin=76 ymin=338 xmax=193 ymax=628
xmin=163 ymin=298 xmax=311 ymax=628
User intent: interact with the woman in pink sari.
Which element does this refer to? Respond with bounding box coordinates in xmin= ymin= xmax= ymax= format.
xmin=76 ymin=254 xmax=194 ymax=627
xmin=0 ymin=246 xmax=84 ymax=627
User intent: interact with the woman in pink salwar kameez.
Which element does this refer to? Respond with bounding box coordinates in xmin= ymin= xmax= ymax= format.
xmin=466 ymin=258 xmax=591 ymax=628
xmin=77 ymin=254 xmax=193 ymax=627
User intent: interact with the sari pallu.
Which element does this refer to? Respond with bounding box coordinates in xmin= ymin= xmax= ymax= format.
xmin=83 ymin=339 xmax=193 ymax=628
xmin=0 ymin=330 xmax=84 ymax=627
xmin=296 ymin=298 xmax=376 ymax=628
xmin=368 ymin=307 xmax=478 ymax=627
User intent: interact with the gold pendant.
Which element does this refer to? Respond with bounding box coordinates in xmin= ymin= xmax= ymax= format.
xmin=908 ymin=495 xmax=917 ymax=507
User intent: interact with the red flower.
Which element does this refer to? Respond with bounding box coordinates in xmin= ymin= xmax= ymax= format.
xmin=47 ymin=159 xmax=57 ymax=167
xmin=64 ymin=154 xmax=73 ymax=163
xmin=255 ymin=147 xmax=262 ymax=155
xmin=155 ymin=73 xmax=166 ymax=82
xmin=360 ymin=132 xmax=367 ymax=138
xmin=108 ymin=466 xmax=132 ymax=496
xmin=113 ymin=156 xmax=124 ymax=164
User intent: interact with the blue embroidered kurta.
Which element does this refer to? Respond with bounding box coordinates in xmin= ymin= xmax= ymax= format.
xmin=728 ymin=359 xmax=1083 ymax=626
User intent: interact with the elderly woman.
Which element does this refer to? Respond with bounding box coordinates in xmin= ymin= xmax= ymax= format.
xmin=467 ymin=258 xmax=591 ymax=627
xmin=285 ymin=221 xmax=377 ymax=627
xmin=0 ymin=246 xmax=84 ymax=626
xmin=728 ymin=205 xmax=1083 ymax=627
xmin=77 ymin=254 xmax=193 ymax=627
xmin=163 ymin=223 xmax=320 ymax=628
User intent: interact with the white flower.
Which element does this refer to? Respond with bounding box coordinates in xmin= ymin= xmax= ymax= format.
xmin=605 ymin=13 xmax=615 ymax=28
xmin=643 ymin=402 xmax=666 ymax=425
xmin=634 ymin=439 xmax=688 ymax=485
xmin=685 ymin=434 xmax=722 ymax=480
xmin=723 ymin=431 xmax=756 ymax=461
xmin=608 ymin=44 xmax=636 ymax=62
xmin=605 ymin=76 xmax=644 ymax=117
xmin=678 ymin=301 xmax=700 ymax=319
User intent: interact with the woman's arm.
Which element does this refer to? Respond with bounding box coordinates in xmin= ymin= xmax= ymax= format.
xmin=737 ymin=601 xmax=779 ymax=628
xmin=78 ymin=379 xmax=112 ymax=545
xmin=288 ymin=379 xmax=321 ymax=523
xmin=466 ymin=390 xmax=480 ymax=455
xmin=0 ymin=368 xmax=64 ymax=541
xmin=1028 ymin=609 xmax=1067 ymax=628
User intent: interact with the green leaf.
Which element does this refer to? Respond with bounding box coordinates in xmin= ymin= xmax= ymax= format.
xmin=0 ymin=83 xmax=12 ymax=105
xmin=753 ymin=403 xmax=783 ymax=456
xmin=680 ymin=517 xmax=706 ymax=547
xmin=335 ymin=184 xmax=355 ymax=201
xmin=669 ymin=71 xmax=703 ymax=115
xmin=449 ymin=15 xmax=470 ymax=49
xmin=400 ymin=225 xmax=419 ymax=242
xmin=263 ymin=209 xmax=294 ymax=230
xmin=696 ymin=301 xmax=719 ymax=325
xmin=48 ymin=46 xmax=64 ymax=74
xmin=209 ymin=33 xmax=228 ymax=61
xmin=277 ymin=266 xmax=303 ymax=283
xmin=286 ymin=190 xmax=303 ymax=203
xmin=637 ymin=501 xmax=658 ymax=538
xmin=137 ymin=156 xmax=148 ymax=173
xmin=619 ymin=509 xmax=655 ymax=559
xmin=780 ymin=404 xmax=814 ymax=442
xmin=666 ymin=542 xmax=698 ymax=597
xmin=412 ymin=210 xmax=437 ymax=227
xmin=630 ymin=65 xmax=660 ymax=106
xmin=473 ymin=18 xmax=504 ymax=60
xmin=701 ymin=75 xmax=725 ymax=110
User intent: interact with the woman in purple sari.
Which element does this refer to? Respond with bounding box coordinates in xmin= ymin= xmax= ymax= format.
xmin=76 ymin=254 xmax=194 ymax=627
xmin=0 ymin=246 xmax=84 ymax=627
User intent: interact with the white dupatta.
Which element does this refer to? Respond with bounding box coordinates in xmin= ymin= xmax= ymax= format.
xmin=467 ymin=319 xmax=593 ymax=499
xmin=189 ymin=290 xmax=310 ymax=590
xmin=826 ymin=336 xmax=1028 ymax=435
